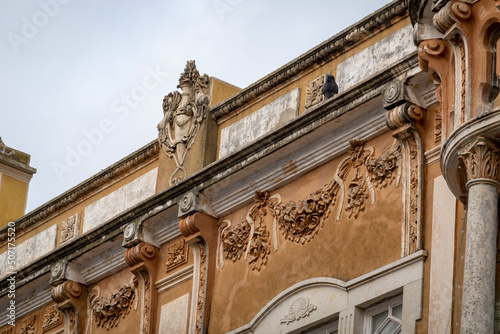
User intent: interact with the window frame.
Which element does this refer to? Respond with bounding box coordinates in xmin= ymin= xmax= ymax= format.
xmin=363 ymin=294 xmax=403 ymax=334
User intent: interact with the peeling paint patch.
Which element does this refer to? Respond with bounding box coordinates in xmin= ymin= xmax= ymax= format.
xmin=83 ymin=168 xmax=158 ymax=233
xmin=336 ymin=24 xmax=414 ymax=92
xmin=0 ymin=224 xmax=58 ymax=278
xmin=219 ymin=88 xmax=301 ymax=158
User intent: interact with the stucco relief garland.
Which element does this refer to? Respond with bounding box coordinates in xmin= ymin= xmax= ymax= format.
xmin=88 ymin=278 xmax=138 ymax=331
xmin=218 ymin=140 xmax=402 ymax=271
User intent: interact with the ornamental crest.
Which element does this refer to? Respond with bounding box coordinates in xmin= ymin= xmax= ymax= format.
xmin=158 ymin=60 xmax=211 ymax=185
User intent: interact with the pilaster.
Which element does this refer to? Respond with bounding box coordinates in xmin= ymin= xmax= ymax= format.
xmin=51 ymin=279 xmax=88 ymax=334
xmin=179 ymin=212 xmax=218 ymax=334
xmin=124 ymin=242 xmax=159 ymax=334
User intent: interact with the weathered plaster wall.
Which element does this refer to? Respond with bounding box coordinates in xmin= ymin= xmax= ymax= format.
xmin=336 ymin=24 xmax=414 ymax=92
xmin=156 ymin=280 xmax=193 ymax=334
xmin=83 ymin=167 xmax=158 ymax=233
xmin=216 ymin=17 xmax=412 ymax=158
xmin=219 ymin=88 xmax=301 ymax=158
xmin=210 ymin=134 xmax=403 ymax=332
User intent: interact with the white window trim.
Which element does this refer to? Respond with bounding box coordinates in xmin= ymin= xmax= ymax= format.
xmin=363 ymin=295 xmax=403 ymax=334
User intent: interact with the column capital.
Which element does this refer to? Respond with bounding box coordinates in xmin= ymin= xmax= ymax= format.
xmin=458 ymin=136 xmax=500 ymax=185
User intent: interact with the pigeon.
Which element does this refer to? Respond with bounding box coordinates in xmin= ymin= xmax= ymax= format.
xmin=322 ymin=74 xmax=338 ymax=99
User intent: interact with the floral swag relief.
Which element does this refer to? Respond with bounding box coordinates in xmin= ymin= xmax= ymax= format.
xmin=158 ymin=60 xmax=211 ymax=185
xmin=218 ymin=140 xmax=402 ymax=271
xmin=89 ymin=278 xmax=138 ymax=331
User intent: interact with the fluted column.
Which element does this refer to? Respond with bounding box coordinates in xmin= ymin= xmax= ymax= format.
xmin=458 ymin=137 xmax=500 ymax=333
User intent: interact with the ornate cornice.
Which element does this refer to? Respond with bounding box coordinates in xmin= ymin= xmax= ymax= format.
xmin=1 ymin=54 xmax=419 ymax=298
xmin=0 ymin=140 xmax=159 ymax=243
xmin=211 ymin=0 xmax=409 ymax=121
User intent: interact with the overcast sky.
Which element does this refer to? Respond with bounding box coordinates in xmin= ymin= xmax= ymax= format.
xmin=0 ymin=0 xmax=394 ymax=213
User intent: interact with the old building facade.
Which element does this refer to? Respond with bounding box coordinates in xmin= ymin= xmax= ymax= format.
xmin=1 ymin=0 xmax=500 ymax=333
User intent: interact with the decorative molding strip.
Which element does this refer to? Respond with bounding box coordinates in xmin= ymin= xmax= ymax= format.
xmin=435 ymin=107 xmax=442 ymax=143
xmin=80 ymin=248 xmax=127 ymax=284
xmin=155 ymin=222 xmax=183 ymax=246
xmin=156 ymin=265 xmax=194 ymax=294
xmin=0 ymin=140 xmax=159 ymax=243
xmin=425 ymin=145 xmax=441 ymax=166
xmin=0 ymin=289 xmax=52 ymax=328
xmin=0 ymin=161 xmax=35 ymax=183
xmin=211 ymin=0 xmax=408 ymax=120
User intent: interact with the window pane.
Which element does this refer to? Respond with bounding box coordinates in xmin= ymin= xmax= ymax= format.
xmin=392 ymin=304 xmax=403 ymax=320
xmin=379 ymin=320 xmax=400 ymax=334
xmin=372 ymin=311 xmax=388 ymax=332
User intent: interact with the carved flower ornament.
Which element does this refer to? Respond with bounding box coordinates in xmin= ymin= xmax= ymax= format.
xmin=218 ymin=140 xmax=402 ymax=271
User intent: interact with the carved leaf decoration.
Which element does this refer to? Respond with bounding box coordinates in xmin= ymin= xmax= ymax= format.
xmin=280 ymin=297 xmax=317 ymax=325
xmin=218 ymin=140 xmax=402 ymax=271
xmin=91 ymin=281 xmax=137 ymax=330
xmin=305 ymin=75 xmax=327 ymax=109
xmin=247 ymin=226 xmax=271 ymax=271
xmin=20 ymin=315 xmax=37 ymax=334
xmin=221 ymin=220 xmax=251 ymax=262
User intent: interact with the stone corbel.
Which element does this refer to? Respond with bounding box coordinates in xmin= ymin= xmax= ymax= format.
xmin=383 ymin=80 xmax=411 ymax=110
xmin=385 ymin=103 xmax=425 ymax=257
xmin=179 ymin=212 xmax=218 ymax=334
xmin=433 ymin=1 xmax=472 ymax=34
xmin=178 ymin=191 xmax=215 ymax=218
xmin=51 ymin=279 xmax=88 ymax=334
xmin=124 ymin=242 xmax=159 ymax=334
xmin=122 ymin=216 xmax=157 ymax=248
xmin=418 ymin=38 xmax=455 ymax=140
xmin=49 ymin=260 xmax=88 ymax=334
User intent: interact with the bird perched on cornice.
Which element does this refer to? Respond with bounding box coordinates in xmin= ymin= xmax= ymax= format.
xmin=322 ymin=74 xmax=338 ymax=100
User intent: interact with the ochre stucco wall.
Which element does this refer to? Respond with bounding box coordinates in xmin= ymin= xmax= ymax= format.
xmin=0 ymin=174 xmax=28 ymax=229
xmin=209 ymin=134 xmax=404 ymax=332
